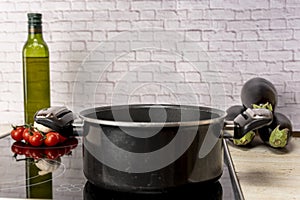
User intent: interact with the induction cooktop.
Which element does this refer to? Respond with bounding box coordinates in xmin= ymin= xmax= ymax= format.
xmin=0 ymin=136 xmax=243 ymax=200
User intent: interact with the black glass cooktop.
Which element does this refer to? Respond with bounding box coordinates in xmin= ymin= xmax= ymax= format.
xmin=0 ymin=136 xmax=243 ymax=200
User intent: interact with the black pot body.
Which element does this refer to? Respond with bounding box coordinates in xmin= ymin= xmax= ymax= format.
xmin=81 ymin=105 xmax=225 ymax=192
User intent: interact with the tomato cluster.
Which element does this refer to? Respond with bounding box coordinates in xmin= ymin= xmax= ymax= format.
xmin=10 ymin=125 xmax=68 ymax=147
xmin=11 ymin=138 xmax=78 ymax=160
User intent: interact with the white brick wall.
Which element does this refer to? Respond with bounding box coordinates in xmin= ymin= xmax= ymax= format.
xmin=0 ymin=0 xmax=300 ymax=130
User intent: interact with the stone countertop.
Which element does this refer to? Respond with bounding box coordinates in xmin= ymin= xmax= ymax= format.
xmin=228 ymin=135 xmax=300 ymax=200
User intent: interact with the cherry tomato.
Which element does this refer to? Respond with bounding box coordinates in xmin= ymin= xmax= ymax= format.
xmin=56 ymin=133 xmax=67 ymax=144
xmin=44 ymin=132 xmax=60 ymax=147
xmin=51 ymin=132 xmax=67 ymax=144
xmin=29 ymin=131 xmax=44 ymax=146
xmin=11 ymin=126 xmax=25 ymax=141
xmin=22 ymin=128 xmax=32 ymax=143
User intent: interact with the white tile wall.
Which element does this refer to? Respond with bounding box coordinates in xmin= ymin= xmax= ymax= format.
xmin=0 ymin=0 xmax=299 ymax=131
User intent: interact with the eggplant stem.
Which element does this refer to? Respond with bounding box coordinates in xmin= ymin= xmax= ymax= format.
xmin=252 ymin=102 xmax=273 ymax=112
xmin=233 ymin=131 xmax=255 ymax=145
xmin=269 ymin=125 xmax=288 ymax=148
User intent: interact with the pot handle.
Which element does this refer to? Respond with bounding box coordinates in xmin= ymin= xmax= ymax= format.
xmin=34 ymin=106 xmax=84 ymax=137
xmin=224 ymin=108 xmax=273 ymax=139
xmin=72 ymin=118 xmax=84 ymax=136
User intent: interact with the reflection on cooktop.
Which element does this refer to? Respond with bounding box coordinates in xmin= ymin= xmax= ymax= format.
xmin=84 ymin=181 xmax=223 ymax=200
xmin=0 ymin=137 xmax=241 ymax=200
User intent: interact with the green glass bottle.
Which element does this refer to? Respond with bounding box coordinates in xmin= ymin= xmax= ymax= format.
xmin=23 ymin=13 xmax=50 ymax=124
xmin=23 ymin=13 xmax=52 ymax=199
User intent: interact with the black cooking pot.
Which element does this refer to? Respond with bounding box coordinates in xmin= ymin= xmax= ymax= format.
xmin=34 ymin=104 xmax=273 ymax=192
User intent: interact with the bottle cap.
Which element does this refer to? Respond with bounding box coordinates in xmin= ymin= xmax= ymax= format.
xmin=27 ymin=13 xmax=42 ymax=25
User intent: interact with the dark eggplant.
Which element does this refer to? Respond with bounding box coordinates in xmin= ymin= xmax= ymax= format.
xmin=258 ymin=112 xmax=293 ymax=148
xmin=225 ymin=105 xmax=255 ymax=146
xmin=241 ymin=77 xmax=277 ymax=111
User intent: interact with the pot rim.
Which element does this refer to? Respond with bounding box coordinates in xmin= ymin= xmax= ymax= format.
xmin=79 ymin=104 xmax=226 ymax=128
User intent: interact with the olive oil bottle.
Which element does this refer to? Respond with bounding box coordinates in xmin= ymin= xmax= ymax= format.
xmin=23 ymin=13 xmax=50 ymax=124
xmin=23 ymin=13 xmax=52 ymax=199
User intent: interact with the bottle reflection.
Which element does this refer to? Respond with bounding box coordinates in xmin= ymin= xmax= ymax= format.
xmin=25 ymin=159 xmax=53 ymax=199
xmin=84 ymin=181 xmax=223 ymax=200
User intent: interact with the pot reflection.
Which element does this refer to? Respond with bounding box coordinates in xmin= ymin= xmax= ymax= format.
xmin=84 ymin=181 xmax=223 ymax=200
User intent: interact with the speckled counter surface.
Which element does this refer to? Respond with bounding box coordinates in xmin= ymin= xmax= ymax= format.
xmin=228 ymin=136 xmax=300 ymax=200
